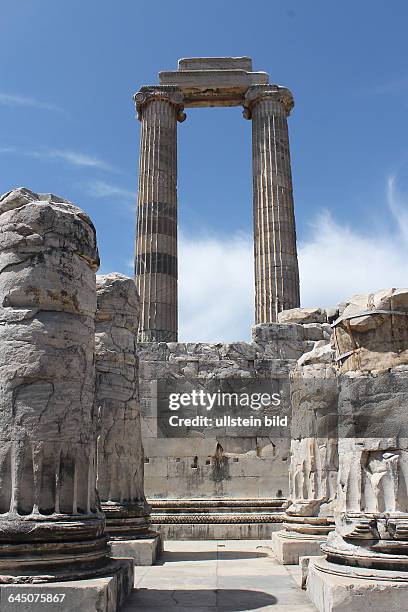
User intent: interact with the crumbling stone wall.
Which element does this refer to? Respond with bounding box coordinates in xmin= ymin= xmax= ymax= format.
xmin=138 ymin=320 xmax=331 ymax=501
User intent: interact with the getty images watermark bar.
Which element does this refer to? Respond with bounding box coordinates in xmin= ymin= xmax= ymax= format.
xmin=156 ymin=377 xmax=291 ymax=438
xmin=154 ymin=374 xmax=408 ymax=439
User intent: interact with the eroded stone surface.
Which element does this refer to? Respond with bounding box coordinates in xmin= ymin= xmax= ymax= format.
xmin=272 ymin=327 xmax=338 ymax=564
xmin=278 ymin=307 xmax=327 ymax=325
xmin=0 ymin=188 xmax=110 ymax=582
xmin=333 ymin=287 xmax=408 ymax=372
xmin=95 ymin=273 xmax=150 ymax=540
xmin=139 ymin=321 xmax=331 ymax=537
xmin=308 ymin=287 xmax=408 ymax=610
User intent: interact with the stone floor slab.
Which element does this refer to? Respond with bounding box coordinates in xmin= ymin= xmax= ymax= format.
xmin=110 ymin=534 xmax=162 ymax=566
xmin=0 ymin=559 xmax=134 ymax=612
xmin=121 ymin=540 xmax=316 ymax=611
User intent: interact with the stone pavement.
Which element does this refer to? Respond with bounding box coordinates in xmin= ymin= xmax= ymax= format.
xmin=122 ymin=540 xmax=317 ymax=611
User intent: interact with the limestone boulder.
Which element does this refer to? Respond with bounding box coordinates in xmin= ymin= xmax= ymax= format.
xmin=333 ymin=288 xmax=408 ymax=372
xmin=278 ymin=307 xmax=326 ymax=325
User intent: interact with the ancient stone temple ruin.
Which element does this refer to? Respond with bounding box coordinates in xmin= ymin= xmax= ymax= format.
xmin=134 ymin=56 xmax=300 ymax=342
xmin=0 ymin=58 xmax=407 ymax=612
xmin=133 ymin=56 xmax=307 ymax=539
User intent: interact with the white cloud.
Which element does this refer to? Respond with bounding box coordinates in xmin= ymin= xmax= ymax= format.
xmin=179 ymin=232 xmax=254 ymax=342
xmin=86 ymin=180 xmax=136 ymax=203
xmin=32 ymin=149 xmax=116 ymax=172
xmin=178 ymin=176 xmax=408 ymax=342
xmin=0 ymin=93 xmax=64 ymax=113
xmin=0 ymin=145 xmax=117 ymax=172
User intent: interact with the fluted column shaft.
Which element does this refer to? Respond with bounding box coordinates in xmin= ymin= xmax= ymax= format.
xmin=244 ymin=86 xmax=300 ymax=323
xmin=134 ymin=87 xmax=185 ymax=342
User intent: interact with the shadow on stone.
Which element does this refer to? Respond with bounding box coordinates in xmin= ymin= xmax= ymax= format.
xmin=159 ymin=551 xmax=269 ymax=563
xmin=126 ymin=588 xmax=278 ymax=610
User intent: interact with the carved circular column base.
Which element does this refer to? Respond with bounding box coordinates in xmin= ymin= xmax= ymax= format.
xmin=313 ymin=555 xmax=408 ymax=582
xmin=323 ymin=532 xmax=408 ymax=572
xmin=283 ymin=514 xmax=335 ymax=537
xmin=0 ymin=513 xmax=111 ymax=582
xmin=0 ymin=536 xmax=112 ymax=583
xmin=102 ymin=501 xmax=151 ymax=540
xmin=0 ymin=514 xmax=106 ymax=543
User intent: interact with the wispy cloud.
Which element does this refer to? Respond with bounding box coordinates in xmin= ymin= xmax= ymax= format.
xmin=86 ymin=179 xmax=136 ymax=202
xmin=0 ymin=146 xmax=16 ymax=154
xmin=365 ymin=77 xmax=408 ymax=96
xmin=176 ymin=175 xmax=408 ymax=342
xmin=0 ymin=145 xmax=117 ymax=172
xmin=30 ymin=149 xmax=116 ymax=172
xmin=0 ymin=93 xmax=65 ymax=113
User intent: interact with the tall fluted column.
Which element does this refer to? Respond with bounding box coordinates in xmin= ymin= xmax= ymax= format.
xmin=133 ymin=87 xmax=185 ymax=342
xmin=244 ymin=85 xmax=300 ymax=323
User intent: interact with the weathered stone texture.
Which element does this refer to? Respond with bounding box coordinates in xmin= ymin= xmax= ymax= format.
xmin=178 ymin=57 xmax=253 ymax=71
xmin=95 ymin=273 xmax=150 ymax=540
xmin=0 ymin=188 xmax=110 ymax=581
xmin=307 ymin=288 xmax=408 ymax=610
xmin=138 ymin=322 xmax=330 ymax=538
xmin=278 ymin=307 xmax=327 ymax=325
xmin=333 ymin=288 xmax=408 ymax=372
xmin=272 ymin=328 xmax=338 ymax=564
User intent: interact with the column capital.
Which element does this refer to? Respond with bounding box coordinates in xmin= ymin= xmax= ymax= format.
xmin=133 ymin=86 xmax=186 ymax=122
xmin=242 ymin=84 xmax=294 ymax=119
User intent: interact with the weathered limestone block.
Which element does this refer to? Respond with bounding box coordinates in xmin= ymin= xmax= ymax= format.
xmin=278 ymin=307 xmax=327 ymax=325
xmin=0 ymin=188 xmax=115 ymax=583
xmin=272 ymin=332 xmax=338 ymax=564
xmin=333 ymin=288 xmax=408 ymax=372
xmin=307 ymin=288 xmax=408 ymax=611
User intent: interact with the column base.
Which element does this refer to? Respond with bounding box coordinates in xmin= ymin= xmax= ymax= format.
xmin=306 ymin=556 xmax=408 ymax=612
xmin=271 ymin=529 xmax=326 ymax=565
xmin=0 ymin=558 xmax=133 ymax=612
xmin=109 ymin=533 xmax=162 ymax=566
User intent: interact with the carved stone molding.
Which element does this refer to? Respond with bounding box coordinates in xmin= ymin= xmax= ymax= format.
xmin=150 ymin=513 xmax=284 ymax=525
xmin=134 ymin=86 xmax=186 ymax=122
xmin=243 ymin=84 xmax=294 ymax=119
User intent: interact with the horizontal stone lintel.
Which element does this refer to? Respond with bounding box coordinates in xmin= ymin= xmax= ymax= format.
xmin=158 ymin=70 xmax=269 ymax=107
xmin=178 ymin=57 xmax=253 ymax=71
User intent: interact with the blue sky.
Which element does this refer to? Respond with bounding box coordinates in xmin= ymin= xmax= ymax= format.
xmin=1 ymin=1 xmax=408 ymax=340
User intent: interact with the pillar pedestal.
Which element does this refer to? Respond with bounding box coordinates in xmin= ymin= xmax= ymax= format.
xmin=307 ymin=556 xmax=408 ymax=612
